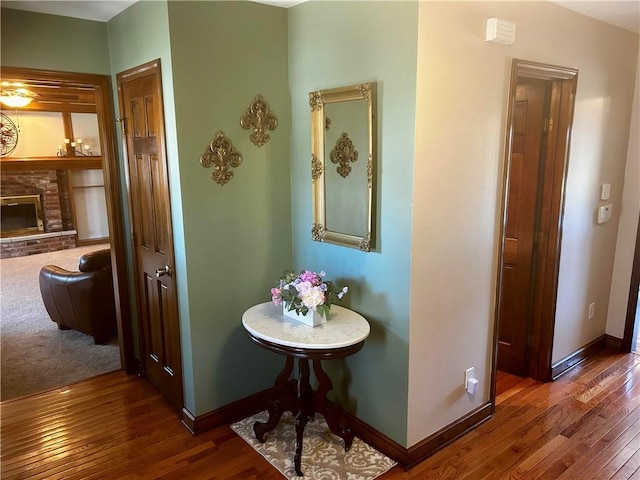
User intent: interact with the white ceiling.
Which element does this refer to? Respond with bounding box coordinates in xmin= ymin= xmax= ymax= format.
xmin=1 ymin=0 xmax=639 ymax=34
xmin=1 ymin=0 xmax=137 ymax=22
xmin=551 ymin=1 xmax=640 ymax=34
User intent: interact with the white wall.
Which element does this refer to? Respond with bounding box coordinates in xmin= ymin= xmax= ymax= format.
xmin=408 ymin=1 xmax=638 ymax=447
xmin=607 ymin=44 xmax=640 ymax=339
xmin=71 ymin=170 xmax=109 ymax=241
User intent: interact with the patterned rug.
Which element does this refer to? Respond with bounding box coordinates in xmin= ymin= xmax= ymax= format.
xmin=231 ymin=410 xmax=397 ymax=479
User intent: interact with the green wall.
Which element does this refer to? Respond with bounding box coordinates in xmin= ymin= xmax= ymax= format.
xmin=166 ymin=1 xmax=291 ymax=413
xmin=1 ymin=8 xmax=110 ymax=74
xmin=106 ymin=0 xmax=291 ymax=416
xmin=106 ymin=0 xmax=194 ymax=406
xmin=1 ymin=0 xmax=415 ymax=444
xmin=288 ymin=1 xmax=419 ymax=444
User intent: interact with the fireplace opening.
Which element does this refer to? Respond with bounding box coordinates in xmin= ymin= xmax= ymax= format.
xmin=1 ymin=195 xmax=45 ymax=237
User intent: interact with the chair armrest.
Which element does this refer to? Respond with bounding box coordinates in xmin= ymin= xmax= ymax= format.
xmin=78 ymin=249 xmax=111 ymax=272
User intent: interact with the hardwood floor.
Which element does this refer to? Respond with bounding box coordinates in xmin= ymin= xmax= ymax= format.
xmin=1 ymin=350 xmax=638 ymax=479
xmin=495 ymin=369 xmax=528 ymax=396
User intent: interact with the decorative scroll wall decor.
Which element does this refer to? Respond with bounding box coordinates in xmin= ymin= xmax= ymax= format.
xmin=240 ymin=94 xmax=278 ymax=147
xmin=330 ymin=132 xmax=358 ymax=178
xmin=199 ymin=130 xmax=242 ymax=185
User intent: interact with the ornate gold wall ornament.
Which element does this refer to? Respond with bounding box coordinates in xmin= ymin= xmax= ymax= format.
xmin=311 ymin=153 xmax=324 ymax=182
xmin=311 ymin=223 xmax=326 ymax=241
xmin=330 ymin=132 xmax=358 ymax=178
xmin=240 ymin=94 xmax=278 ymax=147
xmin=367 ymin=154 xmax=373 ymax=188
xmin=200 ymin=130 xmax=242 ymax=185
xmin=309 ymin=91 xmax=323 ymax=112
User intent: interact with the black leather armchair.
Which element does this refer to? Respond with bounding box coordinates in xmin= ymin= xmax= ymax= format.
xmin=39 ymin=249 xmax=117 ymax=344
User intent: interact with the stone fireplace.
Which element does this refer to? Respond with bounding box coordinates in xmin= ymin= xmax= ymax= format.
xmin=0 ymin=170 xmax=77 ymax=258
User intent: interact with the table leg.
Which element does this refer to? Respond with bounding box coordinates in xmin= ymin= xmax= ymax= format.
xmin=312 ymin=359 xmax=355 ymax=450
xmin=294 ymin=358 xmax=314 ymax=476
xmin=253 ymin=356 xmax=295 ymax=442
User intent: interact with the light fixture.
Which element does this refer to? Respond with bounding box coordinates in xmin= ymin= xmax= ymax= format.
xmin=0 ymin=87 xmax=39 ymax=108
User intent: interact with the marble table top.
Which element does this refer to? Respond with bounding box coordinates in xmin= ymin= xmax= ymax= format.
xmin=242 ymin=302 xmax=370 ymax=350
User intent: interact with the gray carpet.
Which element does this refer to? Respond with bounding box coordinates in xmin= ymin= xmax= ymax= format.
xmin=0 ymin=245 xmax=121 ymax=401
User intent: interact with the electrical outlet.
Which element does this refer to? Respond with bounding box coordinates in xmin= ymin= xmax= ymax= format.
xmin=465 ymin=367 xmax=474 ymax=390
xmin=588 ymin=302 xmax=596 ymax=319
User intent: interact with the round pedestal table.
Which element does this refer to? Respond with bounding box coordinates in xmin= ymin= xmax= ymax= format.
xmin=242 ymin=302 xmax=370 ymax=476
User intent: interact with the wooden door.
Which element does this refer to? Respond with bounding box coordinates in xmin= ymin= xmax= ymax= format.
xmin=117 ymin=60 xmax=183 ymax=409
xmin=498 ymin=78 xmax=548 ymax=376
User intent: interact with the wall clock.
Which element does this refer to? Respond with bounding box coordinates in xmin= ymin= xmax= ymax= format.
xmin=0 ymin=113 xmax=18 ymax=156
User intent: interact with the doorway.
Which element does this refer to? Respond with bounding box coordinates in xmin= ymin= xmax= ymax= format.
xmin=0 ymin=67 xmax=134 ymax=389
xmin=493 ymin=60 xmax=578 ymax=393
xmin=623 ymin=212 xmax=640 ymax=354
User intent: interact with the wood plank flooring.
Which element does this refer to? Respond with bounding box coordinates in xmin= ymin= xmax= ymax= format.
xmin=1 ymin=350 xmax=638 ymax=479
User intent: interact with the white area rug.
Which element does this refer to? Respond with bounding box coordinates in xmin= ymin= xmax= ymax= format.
xmin=231 ymin=410 xmax=397 ymax=480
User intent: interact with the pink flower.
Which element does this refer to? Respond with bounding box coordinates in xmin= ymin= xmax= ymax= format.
xmin=299 ymin=270 xmax=322 ymax=286
xmin=271 ymin=287 xmax=282 ymax=305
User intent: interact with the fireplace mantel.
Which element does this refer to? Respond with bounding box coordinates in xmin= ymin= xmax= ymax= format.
xmin=1 ymin=157 xmax=102 ymax=171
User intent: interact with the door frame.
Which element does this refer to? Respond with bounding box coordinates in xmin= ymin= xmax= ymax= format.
xmin=115 ymin=59 xmax=180 ymax=389
xmin=491 ymin=59 xmax=578 ymax=403
xmin=622 ymin=213 xmax=640 ymax=352
xmin=0 ymin=66 xmax=135 ymax=372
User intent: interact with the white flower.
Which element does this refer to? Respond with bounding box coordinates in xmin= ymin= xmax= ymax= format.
xmin=295 ymin=281 xmax=312 ymax=294
xmin=300 ymin=285 xmax=325 ymax=309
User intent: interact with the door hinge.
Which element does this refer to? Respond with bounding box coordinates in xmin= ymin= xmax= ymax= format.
xmin=544 ymin=117 xmax=554 ymax=133
xmin=133 ymin=358 xmax=144 ymax=377
xmin=116 ymin=117 xmax=126 ymax=136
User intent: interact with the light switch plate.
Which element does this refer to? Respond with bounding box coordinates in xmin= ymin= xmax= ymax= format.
xmin=601 ymin=183 xmax=611 ymax=201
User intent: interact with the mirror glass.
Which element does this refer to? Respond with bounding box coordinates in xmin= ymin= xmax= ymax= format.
xmin=310 ymin=83 xmax=375 ymax=251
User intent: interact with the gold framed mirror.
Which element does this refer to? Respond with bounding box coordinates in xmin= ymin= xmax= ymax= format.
xmin=310 ymin=82 xmax=375 ymax=251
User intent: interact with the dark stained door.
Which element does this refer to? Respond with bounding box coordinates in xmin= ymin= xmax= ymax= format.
xmin=117 ymin=60 xmax=183 ymax=409
xmin=498 ymin=78 xmax=548 ymax=376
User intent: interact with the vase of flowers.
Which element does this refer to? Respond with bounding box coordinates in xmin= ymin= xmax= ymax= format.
xmin=271 ymin=269 xmax=349 ymax=327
